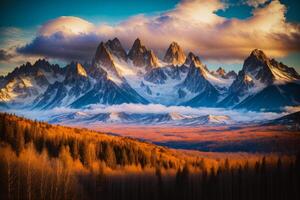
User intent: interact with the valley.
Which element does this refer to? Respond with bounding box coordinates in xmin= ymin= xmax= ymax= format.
xmin=1 ymin=0 xmax=300 ymax=199
xmin=74 ymin=124 xmax=300 ymax=153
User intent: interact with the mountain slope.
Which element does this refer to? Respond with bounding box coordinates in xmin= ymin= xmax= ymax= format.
xmin=267 ymin=111 xmax=300 ymax=127
xmin=1 ymin=38 xmax=300 ymax=111
xmin=0 ymin=59 xmax=65 ymax=107
xmin=235 ymin=82 xmax=300 ymax=112
xmin=163 ymin=42 xmax=186 ymax=66
xmin=218 ymin=49 xmax=300 ymax=109
xmin=128 ymin=38 xmax=159 ymax=70
xmin=33 ymin=62 xmax=92 ymax=109
xmin=70 ymin=78 xmax=148 ymax=108
xmin=181 ymin=61 xmax=220 ymax=107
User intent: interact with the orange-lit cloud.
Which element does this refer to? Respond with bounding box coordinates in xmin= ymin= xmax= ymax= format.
xmin=245 ymin=0 xmax=270 ymax=7
xmin=18 ymin=0 xmax=300 ymax=62
xmin=39 ymin=16 xmax=95 ymax=36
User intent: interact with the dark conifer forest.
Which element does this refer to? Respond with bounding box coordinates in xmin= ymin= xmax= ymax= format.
xmin=0 ymin=112 xmax=299 ymax=200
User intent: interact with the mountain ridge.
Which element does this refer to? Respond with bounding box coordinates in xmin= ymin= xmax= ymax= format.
xmin=1 ymin=38 xmax=299 ymax=112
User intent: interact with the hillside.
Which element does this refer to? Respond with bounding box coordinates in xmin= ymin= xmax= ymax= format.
xmin=0 ymin=112 xmax=200 ymax=170
xmin=0 ymin=113 xmax=299 ymax=200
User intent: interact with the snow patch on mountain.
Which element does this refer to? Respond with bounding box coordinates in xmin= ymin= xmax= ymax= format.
xmin=204 ymin=70 xmax=234 ymax=88
xmin=4 ymin=103 xmax=292 ymax=127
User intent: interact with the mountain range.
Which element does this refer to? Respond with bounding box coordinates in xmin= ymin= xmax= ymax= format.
xmin=47 ymin=111 xmax=233 ymax=126
xmin=1 ymin=37 xmax=300 ymax=112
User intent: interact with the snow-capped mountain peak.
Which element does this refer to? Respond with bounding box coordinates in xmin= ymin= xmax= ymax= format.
xmin=243 ymin=49 xmax=300 ymax=85
xmin=1 ymin=39 xmax=299 ymax=113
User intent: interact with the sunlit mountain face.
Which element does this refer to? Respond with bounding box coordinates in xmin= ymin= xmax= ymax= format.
xmin=1 ymin=38 xmax=300 ymax=123
xmin=1 ymin=1 xmax=300 ymax=199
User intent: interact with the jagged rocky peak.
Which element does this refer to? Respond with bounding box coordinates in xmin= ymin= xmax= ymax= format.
xmin=228 ymin=70 xmax=255 ymax=95
xmin=241 ymin=49 xmax=274 ymax=85
xmin=94 ymin=42 xmax=114 ymax=64
xmin=269 ymin=58 xmax=300 ymax=80
xmin=93 ymin=42 xmax=119 ymax=74
xmin=128 ymin=38 xmax=147 ymax=59
xmin=189 ymin=60 xmax=206 ymax=76
xmin=216 ymin=67 xmax=226 ymax=76
xmin=185 ymin=52 xmax=202 ymax=66
xmin=105 ymin=37 xmax=127 ymax=61
xmin=249 ymin=49 xmax=268 ymax=61
xmin=164 ymin=42 xmax=186 ymax=66
xmin=33 ymin=59 xmax=62 ymax=74
xmin=66 ymin=62 xmax=87 ymax=78
xmin=243 ymin=49 xmax=300 ymax=85
xmin=224 ymin=70 xmax=237 ymax=79
xmin=144 ymin=49 xmax=159 ymax=69
xmin=34 ymin=58 xmax=50 ymax=67
xmin=243 ymin=49 xmax=269 ymax=73
xmin=128 ymin=38 xmax=158 ymax=68
xmin=181 ymin=60 xmax=211 ymax=93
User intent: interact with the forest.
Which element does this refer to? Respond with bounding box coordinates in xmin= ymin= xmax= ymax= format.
xmin=0 ymin=112 xmax=299 ymax=200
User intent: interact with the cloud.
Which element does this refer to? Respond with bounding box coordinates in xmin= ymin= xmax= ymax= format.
xmin=0 ymin=49 xmax=14 ymax=61
xmin=39 ymin=16 xmax=95 ymax=36
xmin=6 ymin=103 xmax=287 ymax=123
xmin=245 ymin=0 xmax=270 ymax=8
xmin=283 ymin=106 xmax=300 ymax=113
xmin=18 ymin=32 xmax=102 ymax=61
xmin=17 ymin=0 xmax=300 ymax=63
xmin=0 ymin=27 xmax=41 ymax=75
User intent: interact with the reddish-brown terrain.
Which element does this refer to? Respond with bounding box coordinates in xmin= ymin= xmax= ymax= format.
xmin=73 ymin=124 xmax=300 ymax=153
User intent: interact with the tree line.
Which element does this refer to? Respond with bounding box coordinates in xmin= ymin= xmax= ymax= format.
xmin=0 ymin=112 xmax=299 ymax=200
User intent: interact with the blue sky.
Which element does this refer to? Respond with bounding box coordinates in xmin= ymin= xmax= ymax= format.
xmin=0 ymin=0 xmax=300 ymax=75
xmin=1 ymin=0 xmax=299 ymax=28
xmin=0 ymin=0 xmax=180 ymax=27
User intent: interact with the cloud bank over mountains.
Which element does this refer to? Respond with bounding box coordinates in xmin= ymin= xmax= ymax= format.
xmin=7 ymin=103 xmax=290 ymax=123
xmin=17 ymin=0 xmax=300 ymax=63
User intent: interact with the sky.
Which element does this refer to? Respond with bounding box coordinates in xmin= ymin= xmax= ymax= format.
xmin=0 ymin=0 xmax=300 ymax=75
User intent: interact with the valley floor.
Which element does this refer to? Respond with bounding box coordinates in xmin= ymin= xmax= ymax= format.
xmin=72 ymin=124 xmax=300 ymax=154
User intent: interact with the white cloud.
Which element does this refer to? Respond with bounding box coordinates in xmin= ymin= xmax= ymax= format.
xmin=39 ymin=16 xmax=95 ymax=36
xmin=15 ymin=0 xmax=300 ymax=64
xmin=6 ymin=103 xmax=288 ymax=123
xmin=245 ymin=0 xmax=269 ymax=8
xmin=283 ymin=106 xmax=300 ymax=113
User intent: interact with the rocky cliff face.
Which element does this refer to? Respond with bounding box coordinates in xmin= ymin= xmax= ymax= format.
xmin=33 ymin=62 xmax=92 ymax=109
xmin=0 ymin=59 xmax=65 ymax=106
xmin=105 ymin=38 xmax=127 ymax=61
xmin=163 ymin=42 xmax=186 ymax=66
xmin=128 ymin=38 xmax=159 ymax=69
xmin=1 ymin=39 xmax=299 ymax=112
xmin=180 ymin=61 xmax=220 ymax=106
xmin=218 ymin=49 xmax=300 ymax=109
xmin=93 ymin=42 xmax=120 ymax=77
xmin=185 ymin=52 xmax=202 ymax=67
